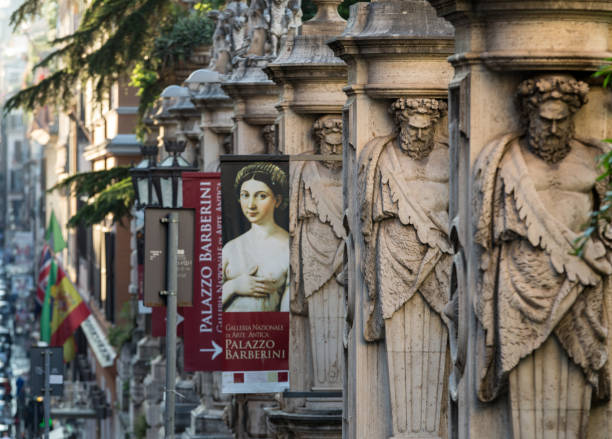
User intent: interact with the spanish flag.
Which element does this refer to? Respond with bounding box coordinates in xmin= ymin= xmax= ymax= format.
xmin=48 ymin=264 xmax=91 ymax=361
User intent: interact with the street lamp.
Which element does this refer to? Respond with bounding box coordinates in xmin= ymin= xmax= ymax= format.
xmin=130 ymin=144 xmax=160 ymax=209
xmin=129 ymin=140 xmax=197 ymax=439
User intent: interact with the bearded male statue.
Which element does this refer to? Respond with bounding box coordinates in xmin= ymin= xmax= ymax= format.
xmin=290 ymin=115 xmax=344 ymax=393
xmin=358 ymin=98 xmax=452 ymax=438
xmin=474 ymin=74 xmax=612 ymax=438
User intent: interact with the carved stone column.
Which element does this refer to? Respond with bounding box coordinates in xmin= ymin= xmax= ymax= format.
xmin=328 ymin=1 xmax=454 ymax=437
xmin=263 ymin=1 xmax=346 ymax=437
xmin=154 ymin=85 xmax=183 ymax=143
xmin=426 ymin=2 xmax=612 ymax=438
xmin=176 ymin=3 xmax=250 ymax=437
xmin=144 ymin=355 xmax=166 ymax=439
xmin=130 ymin=337 xmax=161 ymax=436
xmin=187 ymin=69 xmax=234 ymax=171
xmin=169 ymin=86 xmax=202 ymax=168
xmin=218 ymin=1 xmax=303 ymax=438
xmin=221 ymin=0 xmax=302 ymax=156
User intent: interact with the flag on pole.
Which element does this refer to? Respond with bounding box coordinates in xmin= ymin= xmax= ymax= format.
xmin=49 ymin=264 xmax=91 ymax=349
xmin=45 ymin=211 xmax=67 ymax=254
xmin=36 ymin=244 xmax=53 ymax=304
xmin=40 ymin=259 xmax=57 ymax=344
xmin=39 ymin=211 xmax=88 ymax=362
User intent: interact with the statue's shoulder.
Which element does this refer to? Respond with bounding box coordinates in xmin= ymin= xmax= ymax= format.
xmin=358 ymin=134 xmax=397 ymax=175
xmin=474 ymin=133 xmax=521 ymax=182
xmin=573 ymin=136 xmax=612 ymax=155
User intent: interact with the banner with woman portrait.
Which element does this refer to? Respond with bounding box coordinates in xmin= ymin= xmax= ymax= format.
xmin=220 ymin=155 xmax=290 ymax=393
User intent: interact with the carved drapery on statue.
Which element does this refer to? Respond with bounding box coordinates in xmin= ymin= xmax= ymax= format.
xmin=471 ymin=76 xmax=612 ymax=439
xmin=290 ymin=115 xmax=344 ymax=390
xmin=357 ymin=98 xmax=452 ymax=437
xmin=473 ymin=76 xmax=612 ymax=405
xmin=358 ymin=98 xmax=452 ymax=341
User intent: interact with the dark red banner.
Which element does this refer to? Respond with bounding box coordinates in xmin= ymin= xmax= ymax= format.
xmin=181 ymin=172 xmax=224 ymax=371
xmin=222 ymin=312 xmax=289 ymax=370
xmin=151 ymin=306 xmax=184 ymax=337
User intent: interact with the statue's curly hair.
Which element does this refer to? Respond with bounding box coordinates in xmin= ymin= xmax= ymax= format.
xmin=234 ymin=162 xmax=288 ymax=210
xmin=389 ymin=98 xmax=448 ymax=124
xmin=517 ymin=75 xmax=589 ymax=120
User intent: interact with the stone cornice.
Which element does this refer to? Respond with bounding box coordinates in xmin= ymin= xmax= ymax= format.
xmin=83 ymin=134 xmax=141 ymax=161
xmin=328 ymin=36 xmax=454 ymax=62
xmin=220 ymin=80 xmax=278 ymax=101
xmin=428 ymin=0 xmax=612 ymax=19
xmin=460 ymin=51 xmax=612 ymax=71
xmin=289 ymin=102 xmax=345 ymax=114
xmin=265 ymin=63 xmax=347 ymax=85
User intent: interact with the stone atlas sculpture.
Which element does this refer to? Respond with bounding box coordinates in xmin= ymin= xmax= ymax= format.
xmin=474 ymin=74 xmax=612 ymax=437
xmin=290 ymin=115 xmax=345 ymax=392
xmin=358 ymin=97 xmax=452 ymax=438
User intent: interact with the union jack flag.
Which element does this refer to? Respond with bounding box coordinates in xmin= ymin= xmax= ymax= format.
xmin=36 ymin=244 xmax=53 ymax=304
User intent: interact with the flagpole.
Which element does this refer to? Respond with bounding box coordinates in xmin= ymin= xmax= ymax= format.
xmin=163 ymin=211 xmax=179 ymax=439
xmin=43 ymin=348 xmax=50 ymax=439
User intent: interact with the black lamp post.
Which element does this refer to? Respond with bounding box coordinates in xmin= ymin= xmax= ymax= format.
xmin=128 ymin=140 xmax=197 ymax=439
xmin=130 ymin=140 xmax=197 ymax=209
xmin=130 ymin=144 xmax=160 ymax=209
xmin=156 ymin=140 xmax=198 ymax=208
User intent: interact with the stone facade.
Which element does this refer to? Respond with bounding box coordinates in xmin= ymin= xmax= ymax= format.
xmin=126 ymin=1 xmax=612 ymax=438
xmin=328 ymin=1 xmax=454 ymax=437
xmin=264 ymin=1 xmax=346 ymax=434
xmin=426 ymin=2 xmax=612 ymax=438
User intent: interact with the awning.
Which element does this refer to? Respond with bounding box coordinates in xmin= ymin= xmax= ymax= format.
xmin=80 ymin=315 xmax=116 ymax=368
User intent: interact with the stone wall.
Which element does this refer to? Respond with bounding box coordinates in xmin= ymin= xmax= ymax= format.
xmin=129 ymin=1 xmax=612 ymax=438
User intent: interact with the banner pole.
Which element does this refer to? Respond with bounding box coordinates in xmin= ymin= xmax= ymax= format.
xmin=43 ymin=349 xmax=50 ymax=439
xmin=164 ymin=211 xmax=179 ymax=439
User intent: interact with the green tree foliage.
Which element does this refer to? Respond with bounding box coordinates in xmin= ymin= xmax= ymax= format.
xmin=108 ymin=302 xmax=134 ymax=349
xmin=130 ymin=5 xmax=218 ymax=137
xmin=573 ymin=61 xmax=612 ymax=256
xmin=4 ymin=0 xmax=184 ymax=113
xmin=48 ymin=168 xmax=134 ymax=228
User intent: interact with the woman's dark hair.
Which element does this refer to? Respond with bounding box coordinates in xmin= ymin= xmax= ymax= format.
xmin=234 ymin=162 xmax=288 ymax=210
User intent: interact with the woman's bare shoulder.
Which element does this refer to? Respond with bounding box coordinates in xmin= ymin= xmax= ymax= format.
xmin=273 ymin=225 xmax=289 ymax=241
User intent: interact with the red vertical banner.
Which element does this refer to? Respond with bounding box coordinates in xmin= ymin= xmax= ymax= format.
xmin=181 ymin=173 xmax=224 ymax=371
xmin=151 ymin=306 xmax=184 ymax=337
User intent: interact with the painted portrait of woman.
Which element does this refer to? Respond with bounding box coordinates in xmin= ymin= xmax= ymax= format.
xmin=222 ymin=161 xmax=289 ymax=312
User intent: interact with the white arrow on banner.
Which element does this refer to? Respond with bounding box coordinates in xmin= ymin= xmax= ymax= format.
xmin=199 ymin=340 xmax=223 ymax=360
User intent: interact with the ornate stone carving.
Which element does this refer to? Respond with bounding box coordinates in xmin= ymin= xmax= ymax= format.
xmin=358 ymin=97 xmax=451 ymax=438
xmin=261 ymin=124 xmax=277 ymax=154
xmin=208 ymin=1 xmax=248 ymax=74
xmin=290 ymin=115 xmax=345 ymax=392
xmin=473 ymin=74 xmax=612 ymax=437
xmin=243 ymin=0 xmax=301 ymax=58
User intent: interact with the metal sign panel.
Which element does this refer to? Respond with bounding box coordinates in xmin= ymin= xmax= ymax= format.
xmin=144 ymin=208 xmax=195 ymax=307
xmin=29 ymin=347 xmax=64 ymax=396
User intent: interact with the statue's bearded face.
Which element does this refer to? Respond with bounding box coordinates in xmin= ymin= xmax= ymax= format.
xmin=319 ymin=130 xmax=343 ymax=170
xmin=527 ymin=99 xmax=573 ymax=164
xmin=398 ymin=113 xmax=436 ymax=160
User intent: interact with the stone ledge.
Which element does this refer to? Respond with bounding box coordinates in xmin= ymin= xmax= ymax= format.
xmin=265 ymin=407 xmax=342 ymax=438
